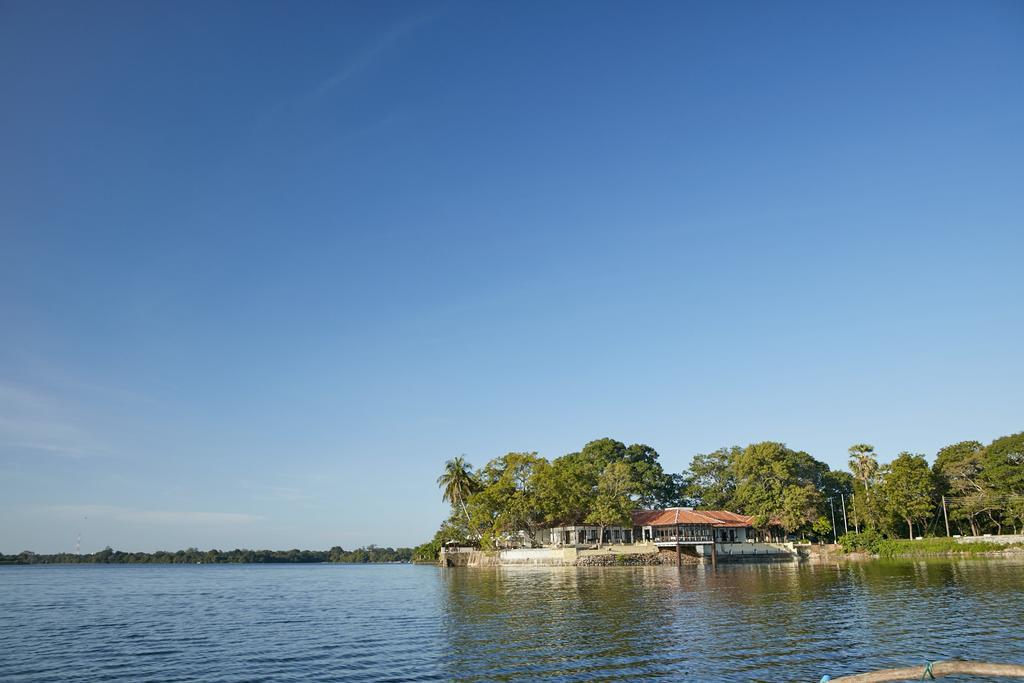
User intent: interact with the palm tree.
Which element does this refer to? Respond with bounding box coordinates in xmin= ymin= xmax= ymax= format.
xmin=437 ymin=456 xmax=479 ymax=525
xmin=848 ymin=443 xmax=879 ymax=503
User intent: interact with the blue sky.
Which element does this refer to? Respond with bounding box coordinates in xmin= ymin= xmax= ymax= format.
xmin=1 ymin=1 xmax=1022 ymax=553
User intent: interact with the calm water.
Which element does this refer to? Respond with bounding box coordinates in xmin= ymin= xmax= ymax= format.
xmin=1 ymin=559 xmax=1023 ymax=681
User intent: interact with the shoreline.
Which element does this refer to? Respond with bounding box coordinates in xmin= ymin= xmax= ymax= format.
xmin=0 ymin=560 xmax=415 ymax=567
xmin=833 ymin=547 xmax=1024 ymax=562
xmin=439 ymin=542 xmax=1024 ymax=568
xmin=3 ymin=549 xmax=1021 ymax=567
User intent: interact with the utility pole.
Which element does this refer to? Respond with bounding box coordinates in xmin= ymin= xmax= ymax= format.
xmin=852 ymin=493 xmax=859 ymax=534
xmin=829 ymin=497 xmax=838 ymax=544
xmin=840 ymin=493 xmax=849 ymax=535
xmin=942 ymin=495 xmax=951 ymax=537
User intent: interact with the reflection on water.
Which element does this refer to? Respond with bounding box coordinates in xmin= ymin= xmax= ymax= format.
xmin=439 ymin=560 xmax=1024 ymax=682
xmin=1 ymin=559 xmax=1022 ymax=681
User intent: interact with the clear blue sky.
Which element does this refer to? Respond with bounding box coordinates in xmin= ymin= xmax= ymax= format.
xmin=1 ymin=1 xmax=1022 ymax=553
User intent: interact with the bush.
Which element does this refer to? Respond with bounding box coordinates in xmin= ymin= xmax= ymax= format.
xmin=412 ymin=538 xmax=441 ymax=563
xmin=837 ymin=530 xmax=885 ymax=554
xmin=873 ymin=537 xmax=1006 ymax=557
xmin=838 ymin=532 xmax=1014 ymax=557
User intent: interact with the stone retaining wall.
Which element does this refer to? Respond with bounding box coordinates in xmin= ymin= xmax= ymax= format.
xmin=500 ymin=548 xmax=578 ymax=566
xmin=800 ymin=543 xmax=845 ymax=562
xmin=955 ymin=534 xmax=1024 ymax=545
xmin=715 ymin=541 xmax=796 ymax=557
xmin=441 ymin=542 xmax=797 ymax=567
xmin=576 ymin=552 xmax=667 ymax=566
xmin=657 ymin=547 xmax=702 ymax=564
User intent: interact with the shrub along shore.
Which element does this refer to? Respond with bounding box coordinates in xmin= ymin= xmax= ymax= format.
xmin=837 ymin=532 xmax=1024 ymax=558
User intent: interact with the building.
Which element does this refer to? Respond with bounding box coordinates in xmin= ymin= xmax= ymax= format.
xmin=543 ymin=507 xmax=784 ymax=548
xmin=543 ymin=524 xmax=635 ymax=547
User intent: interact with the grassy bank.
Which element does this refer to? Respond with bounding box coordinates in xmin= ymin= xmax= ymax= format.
xmin=838 ymin=532 xmax=1022 ymax=558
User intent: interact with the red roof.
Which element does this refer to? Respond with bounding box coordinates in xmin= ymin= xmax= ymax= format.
xmin=631 ymin=508 xmax=756 ymax=528
xmin=694 ymin=510 xmax=758 ymax=527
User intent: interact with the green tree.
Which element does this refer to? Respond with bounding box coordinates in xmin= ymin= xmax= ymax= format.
xmin=578 ymin=437 xmax=627 ymax=464
xmin=820 ymin=469 xmax=854 ymax=534
xmin=820 ymin=470 xmax=854 ymax=499
xmin=849 ymin=480 xmax=871 ymax=534
xmin=534 ymin=450 xmax=604 ymax=526
xmin=780 ymin=483 xmax=823 ymax=536
xmin=585 ymin=462 xmax=636 ymax=545
xmin=567 ymin=438 xmax=680 ymax=508
xmin=981 ymin=432 xmax=1024 ymax=533
xmin=812 ymin=515 xmax=833 ymax=542
xmin=468 ymin=452 xmax=546 ymax=547
xmin=733 ymin=442 xmax=825 ymax=534
xmin=848 ymin=444 xmax=881 ymax=529
xmin=933 ymin=440 xmax=986 ymax=535
xmin=1006 ymin=496 xmax=1024 ymax=535
xmin=848 ymin=444 xmax=879 ymax=503
xmin=881 ymin=452 xmax=935 ymax=539
xmin=437 ymin=456 xmax=480 ymax=526
xmin=682 ymin=446 xmax=739 ymax=509
xmin=622 ymin=443 xmax=682 ymax=508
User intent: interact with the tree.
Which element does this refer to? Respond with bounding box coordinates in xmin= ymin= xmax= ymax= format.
xmin=848 ymin=444 xmax=879 ymax=503
xmin=780 ymin=483 xmax=823 ymax=536
xmin=1006 ymin=496 xmax=1024 ymax=535
xmin=569 ymin=438 xmax=680 ymax=508
xmin=682 ymin=446 xmax=740 ymax=509
xmin=468 ymin=452 xmax=546 ymax=547
xmin=933 ymin=440 xmax=986 ymax=535
xmin=732 ymin=442 xmax=825 ymax=534
xmin=849 ymin=480 xmax=871 ymax=534
xmin=819 ymin=470 xmax=854 ymax=534
xmin=881 ymin=452 xmax=935 ymax=539
xmin=622 ymin=443 xmax=681 ymax=508
xmin=733 ymin=441 xmax=790 ymax=526
xmin=812 ymin=515 xmax=833 ymax=543
xmin=579 ymin=437 xmax=627 ymax=465
xmin=585 ymin=462 xmax=636 ymax=545
xmin=848 ymin=444 xmax=882 ymax=529
xmin=820 ymin=470 xmax=854 ymax=499
xmin=437 ymin=456 xmax=480 ymax=526
xmin=982 ymin=432 xmax=1024 ymax=493
xmin=534 ymin=450 xmax=604 ymax=526
xmin=981 ymin=432 xmax=1024 ymax=534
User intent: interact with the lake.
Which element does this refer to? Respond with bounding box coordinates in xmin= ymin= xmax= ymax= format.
xmin=1 ymin=559 xmax=1022 ymax=681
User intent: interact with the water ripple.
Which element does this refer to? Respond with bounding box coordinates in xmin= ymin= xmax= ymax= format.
xmin=1 ymin=560 xmax=1023 ymax=681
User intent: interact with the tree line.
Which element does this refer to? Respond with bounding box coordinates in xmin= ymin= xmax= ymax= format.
xmin=1 ymin=545 xmax=414 ymax=565
xmin=417 ymin=431 xmax=1024 ymax=558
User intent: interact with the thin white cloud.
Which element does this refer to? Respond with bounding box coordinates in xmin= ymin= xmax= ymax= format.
xmin=311 ymin=111 xmax=403 ymax=158
xmin=254 ymin=10 xmax=437 ymax=130
xmin=0 ymin=382 xmax=108 ymax=458
xmin=38 ymin=505 xmax=262 ymax=526
xmin=238 ymin=479 xmax=312 ymax=503
xmin=0 ymin=382 xmax=50 ymax=409
xmin=309 ymin=13 xmax=428 ymax=99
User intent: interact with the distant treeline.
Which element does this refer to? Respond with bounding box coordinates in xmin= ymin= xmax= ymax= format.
xmin=0 ymin=545 xmax=413 ymax=565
